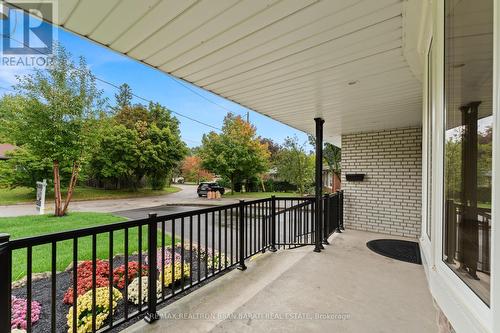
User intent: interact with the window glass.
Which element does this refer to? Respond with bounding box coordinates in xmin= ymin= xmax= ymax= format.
xmin=427 ymin=40 xmax=433 ymax=239
xmin=443 ymin=0 xmax=493 ymax=305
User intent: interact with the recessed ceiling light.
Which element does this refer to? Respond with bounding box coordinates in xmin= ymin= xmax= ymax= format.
xmin=348 ymin=80 xmax=359 ymax=86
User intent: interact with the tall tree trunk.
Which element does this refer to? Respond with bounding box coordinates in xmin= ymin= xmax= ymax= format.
xmin=61 ymin=162 xmax=79 ymax=215
xmin=53 ymin=160 xmax=62 ymax=216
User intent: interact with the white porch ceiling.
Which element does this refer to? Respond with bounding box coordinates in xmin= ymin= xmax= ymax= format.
xmin=7 ymin=0 xmax=423 ymax=145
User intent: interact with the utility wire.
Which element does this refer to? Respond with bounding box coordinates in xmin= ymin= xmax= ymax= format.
xmin=0 ymin=33 xmax=224 ymax=131
xmin=169 ymin=76 xmax=246 ymax=117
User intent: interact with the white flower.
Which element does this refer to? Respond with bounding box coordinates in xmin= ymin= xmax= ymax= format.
xmin=127 ymin=277 xmax=162 ymax=305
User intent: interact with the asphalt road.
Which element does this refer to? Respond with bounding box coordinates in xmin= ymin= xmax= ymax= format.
xmin=0 ymin=184 xmax=236 ymax=217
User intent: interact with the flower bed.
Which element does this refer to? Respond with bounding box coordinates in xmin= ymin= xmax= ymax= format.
xmin=113 ymin=262 xmax=148 ymax=289
xmin=148 ymin=247 xmax=183 ymax=270
xmin=11 ymin=296 xmax=41 ymax=330
xmin=66 ymin=287 xmax=122 ymax=333
xmin=205 ymin=250 xmax=230 ymax=270
xmin=127 ymin=277 xmax=162 ymax=305
xmin=63 ymin=260 xmax=110 ymax=305
xmin=162 ymin=262 xmax=191 ymax=287
xmin=11 ymin=245 xmax=226 ymax=333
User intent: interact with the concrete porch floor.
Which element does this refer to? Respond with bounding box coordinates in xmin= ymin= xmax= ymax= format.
xmin=124 ymin=230 xmax=438 ymax=333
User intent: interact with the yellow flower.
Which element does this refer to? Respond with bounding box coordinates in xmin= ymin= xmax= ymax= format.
xmin=66 ymin=287 xmax=122 ymax=333
xmin=162 ymin=262 xmax=190 ymax=287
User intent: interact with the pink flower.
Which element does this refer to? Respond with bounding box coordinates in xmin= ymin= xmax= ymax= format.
xmin=11 ymin=296 xmax=41 ymax=329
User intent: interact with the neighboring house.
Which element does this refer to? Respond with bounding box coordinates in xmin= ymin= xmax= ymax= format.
xmin=322 ymin=164 xmax=341 ymax=193
xmin=0 ymin=143 xmax=16 ymax=160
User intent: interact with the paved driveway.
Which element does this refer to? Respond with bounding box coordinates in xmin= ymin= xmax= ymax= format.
xmin=0 ymin=184 xmax=237 ymax=217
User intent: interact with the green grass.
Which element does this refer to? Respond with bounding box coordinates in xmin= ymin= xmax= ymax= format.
xmin=223 ymin=191 xmax=299 ymax=199
xmin=0 ymin=185 xmax=180 ymax=205
xmin=0 ymin=212 xmax=171 ymax=281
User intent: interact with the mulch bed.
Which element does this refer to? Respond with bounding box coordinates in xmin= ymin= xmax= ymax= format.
xmin=12 ymin=246 xmax=234 ymax=333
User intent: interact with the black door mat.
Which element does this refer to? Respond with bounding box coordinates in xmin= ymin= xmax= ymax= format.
xmin=366 ymin=239 xmax=422 ymax=264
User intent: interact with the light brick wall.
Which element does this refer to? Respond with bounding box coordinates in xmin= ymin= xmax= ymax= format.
xmin=341 ymin=127 xmax=422 ymax=238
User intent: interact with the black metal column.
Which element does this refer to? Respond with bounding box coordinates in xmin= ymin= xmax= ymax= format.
xmin=237 ymin=200 xmax=247 ymax=270
xmin=269 ymin=196 xmax=277 ymax=252
xmin=460 ymin=102 xmax=480 ymax=279
xmin=145 ymin=213 xmax=159 ymax=323
xmin=314 ymin=117 xmax=324 ymax=252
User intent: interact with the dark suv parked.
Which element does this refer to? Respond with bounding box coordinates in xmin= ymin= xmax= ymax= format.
xmin=197 ymin=182 xmax=225 ymax=197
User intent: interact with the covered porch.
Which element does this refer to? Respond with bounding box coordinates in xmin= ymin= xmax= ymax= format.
xmin=0 ymin=0 xmax=447 ymax=332
xmin=125 ymin=230 xmax=437 ymax=333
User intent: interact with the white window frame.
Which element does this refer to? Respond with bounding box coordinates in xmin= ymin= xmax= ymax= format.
xmin=421 ymin=1 xmax=498 ymax=332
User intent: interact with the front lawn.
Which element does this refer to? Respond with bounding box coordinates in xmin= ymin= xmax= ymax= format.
xmin=0 ymin=185 xmax=180 ymax=205
xmin=0 ymin=212 xmax=171 ymax=280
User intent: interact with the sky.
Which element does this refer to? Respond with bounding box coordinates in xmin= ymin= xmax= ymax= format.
xmin=0 ymin=8 xmax=310 ymax=148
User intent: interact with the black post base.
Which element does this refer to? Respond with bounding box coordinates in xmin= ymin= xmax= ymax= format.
xmin=237 ymin=264 xmax=247 ymax=271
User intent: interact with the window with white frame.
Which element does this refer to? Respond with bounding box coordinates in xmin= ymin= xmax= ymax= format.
xmin=443 ymin=0 xmax=493 ymax=305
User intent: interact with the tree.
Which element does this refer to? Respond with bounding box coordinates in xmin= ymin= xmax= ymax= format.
xmin=88 ymin=123 xmax=142 ymax=189
xmin=260 ymin=138 xmax=281 ymax=164
xmin=0 ymin=146 xmax=54 ymax=191
xmin=199 ymin=113 xmax=270 ymax=193
xmin=141 ymin=122 xmax=187 ymax=189
xmin=181 ymin=156 xmax=214 ymax=184
xmin=10 ymin=46 xmax=104 ymax=216
xmin=89 ymin=95 xmax=187 ymax=190
xmin=114 ymin=83 xmax=133 ymax=110
xmin=0 ymin=94 xmax=25 ymax=142
xmin=276 ymin=136 xmax=314 ymax=195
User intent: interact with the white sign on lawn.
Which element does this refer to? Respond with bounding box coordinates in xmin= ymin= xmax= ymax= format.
xmin=36 ymin=179 xmax=47 ymax=214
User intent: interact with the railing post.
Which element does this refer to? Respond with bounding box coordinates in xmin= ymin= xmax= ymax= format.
xmin=237 ymin=200 xmax=247 ymax=270
xmin=323 ymin=194 xmax=330 ymax=244
xmin=335 ymin=191 xmax=342 ymax=233
xmin=339 ymin=190 xmax=344 ymax=230
xmin=314 ymin=117 xmax=324 ymax=252
xmin=0 ymin=233 xmax=11 ymax=333
xmin=269 ymin=196 xmax=277 ymax=252
xmin=144 ymin=213 xmax=159 ymax=323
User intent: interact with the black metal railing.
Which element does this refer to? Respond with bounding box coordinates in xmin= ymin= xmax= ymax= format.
xmin=1 ymin=193 xmax=343 ymax=333
xmin=444 ymin=199 xmax=491 ymax=274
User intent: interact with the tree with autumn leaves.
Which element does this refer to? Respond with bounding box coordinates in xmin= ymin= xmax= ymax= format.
xmin=198 ymin=114 xmax=270 ymax=193
xmin=180 ymin=156 xmax=214 ymax=184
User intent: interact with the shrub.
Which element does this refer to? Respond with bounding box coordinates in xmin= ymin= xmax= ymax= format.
xmin=63 ymin=260 xmax=110 ymax=305
xmin=162 ymin=262 xmax=190 ymax=287
xmin=66 ymin=287 xmax=122 ymax=333
xmin=113 ymin=262 xmax=148 ymax=289
xmin=126 ymin=277 xmax=162 ymax=305
xmin=11 ymin=296 xmax=41 ymax=330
